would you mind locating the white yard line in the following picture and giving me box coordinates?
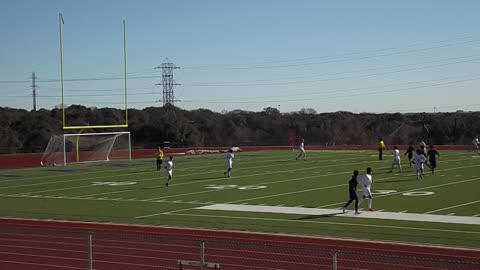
[135,174,480,219]
[197,204,480,226]
[424,200,480,214]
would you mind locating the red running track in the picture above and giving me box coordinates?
[0,218,478,270]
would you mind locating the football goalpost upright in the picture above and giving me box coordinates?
[41,132,132,166]
[41,14,133,166]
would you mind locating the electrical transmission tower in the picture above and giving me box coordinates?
[31,72,37,111]
[155,58,180,107]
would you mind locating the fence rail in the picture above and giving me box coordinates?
[0,226,478,270]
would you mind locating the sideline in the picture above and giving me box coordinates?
[197,204,480,226]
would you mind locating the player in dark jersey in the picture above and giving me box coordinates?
[427,145,440,175]
[404,145,415,167]
[342,170,360,214]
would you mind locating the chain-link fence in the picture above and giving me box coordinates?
[0,226,478,270]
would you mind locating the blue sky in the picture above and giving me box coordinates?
[1,0,480,113]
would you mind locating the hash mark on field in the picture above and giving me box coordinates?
[447,213,455,216]
[295,205,303,208]
[377,209,385,212]
[399,210,408,213]
[241,202,249,205]
[473,214,480,217]
[276,204,285,207]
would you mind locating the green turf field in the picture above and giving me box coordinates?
[0,150,479,248]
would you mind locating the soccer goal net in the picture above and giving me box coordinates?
[41,132,131,166]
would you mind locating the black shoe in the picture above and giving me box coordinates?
[165,182,169,187]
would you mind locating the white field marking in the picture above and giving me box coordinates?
[295,205,304,208]
[474,214,480,217]
[241,202,249,205]
[142,167,374,202]
[0,193,210,205]
[168,212,480,235]
[3,150,465,182]
[399,210,408,213]
[25,154,474,199]
[446,213,455,216]
[377,209,385,212]
[319,164,480,208]
[0,151,329,186]
[16,184,101,195]
[74,155,375,199]
[424,200,480,214]
[197,204,480,226]
[276,204,285,207]
[136,164,480,219]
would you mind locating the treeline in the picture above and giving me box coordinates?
[1,105,479,153]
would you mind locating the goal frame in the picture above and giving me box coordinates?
[43,131,132,166]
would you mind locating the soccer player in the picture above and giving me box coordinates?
[473,136,480,154]
[164,156,174,186]
[377,137,386,160]
[359,167,374,212]
[155,145,164,171]
[404,144,415,167]
[295,139,306,161]
[419,138,427,156]
[414,150,426,180]
[342,170,360,214]
[224,149,235,178]
[388,146,402,173]
[427,145,440,175]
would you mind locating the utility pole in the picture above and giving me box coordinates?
[31,72,37,111]
[155,58,180,107]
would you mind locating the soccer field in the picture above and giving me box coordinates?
[0,150,479,248]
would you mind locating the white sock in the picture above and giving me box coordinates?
[368,199,372,209]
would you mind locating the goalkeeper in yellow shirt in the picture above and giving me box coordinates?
[155,145,164,171]
[377,137,386,160]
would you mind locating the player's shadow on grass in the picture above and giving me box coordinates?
[294,213,341,220]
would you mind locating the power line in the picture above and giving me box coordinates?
[179,76,480,104]
[182,38,480,70]
[183,57,480,87]
[182,33,480,69]
[184,54,480,86]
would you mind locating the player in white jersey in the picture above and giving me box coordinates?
[388,146,402,173]
[295,139,306,161]
[224,149,234,178]
[472,136,479,154]
[414,150,426,180]
[164,156,174,186]
[419,138,427,156]
[358,167,374,212]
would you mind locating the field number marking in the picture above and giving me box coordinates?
[92,181,137,186]
[205,184,267,190]
[372,190,435,197]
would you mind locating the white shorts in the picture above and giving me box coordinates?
[362,186,372,197]
[226,160,233,169]
[393,158,401,165]
[166,169,173,177]
[416,163,424,170]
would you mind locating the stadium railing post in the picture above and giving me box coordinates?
[200,240,205,270]
[332,251,337,270]
[88,233,93,270]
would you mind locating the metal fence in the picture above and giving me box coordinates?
[0,226,478,270]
